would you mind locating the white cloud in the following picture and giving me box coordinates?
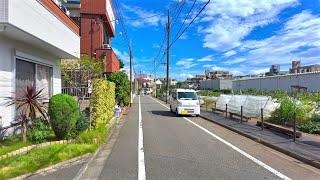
[199,0,298,51]
[239,11,320,66]
[176,58,197,69]
[122,4,165,28]
[249,68,269,75]
[224,50,237,57]
[197,55,215,62]
[224,58,246,65]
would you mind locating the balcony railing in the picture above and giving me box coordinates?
[62,87,91,99]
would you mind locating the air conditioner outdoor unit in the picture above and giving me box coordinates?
[104,44,111,49]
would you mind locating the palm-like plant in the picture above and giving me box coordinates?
[6,85,47,141]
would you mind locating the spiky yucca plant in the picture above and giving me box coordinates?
[6,85,47,141]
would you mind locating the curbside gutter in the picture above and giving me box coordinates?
[199,114,320,169]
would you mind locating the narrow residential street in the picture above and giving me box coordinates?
[30,95,320,180]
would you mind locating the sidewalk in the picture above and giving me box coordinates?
[200,109,320,169]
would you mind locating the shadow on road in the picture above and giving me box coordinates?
[150,110,177,117]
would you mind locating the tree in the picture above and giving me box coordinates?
[59,55,105,105]
[6,85,47,141]
[104,72,130,106]
[119,59,125,69]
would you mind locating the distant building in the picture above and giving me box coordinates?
[289,60,320,74]
[62,0,81,25]
[205,70,233,79]
[158,77,177,86]
[185,75,206,89]
[200,79,233,90]
[265,64,280,76]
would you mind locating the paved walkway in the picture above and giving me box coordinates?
[200,109,320,168]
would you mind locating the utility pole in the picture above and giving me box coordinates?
[129,47,132,107]
[154,58,157,97]
[166,9,170,104]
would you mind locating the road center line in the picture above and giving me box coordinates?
[149,96,291,180]
[138,95,146,180]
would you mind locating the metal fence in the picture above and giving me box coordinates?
[61,87,91,99]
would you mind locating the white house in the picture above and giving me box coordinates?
[0,0,80,128]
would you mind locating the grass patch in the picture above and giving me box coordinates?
[0,135,32,156]
[0,143,97,179]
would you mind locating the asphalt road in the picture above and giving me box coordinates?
[30,95,320,180]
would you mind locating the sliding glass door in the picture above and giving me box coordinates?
[15,59,53,99]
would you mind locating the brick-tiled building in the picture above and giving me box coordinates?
[64,0,120,72]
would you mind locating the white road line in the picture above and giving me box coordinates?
[138,96,146,180]
[150,96,291,180]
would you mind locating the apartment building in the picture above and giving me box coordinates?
[205,70,233,79]
[290,60,320,74]
[0,0,80,127]
[80,0,119,72]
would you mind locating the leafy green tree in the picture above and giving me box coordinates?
[104,72,130,106]
[119,59,125,69]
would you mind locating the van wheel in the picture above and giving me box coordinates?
[170,105,173,112]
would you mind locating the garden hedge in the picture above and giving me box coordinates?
[90,79,115,126]
[48,94,79,139]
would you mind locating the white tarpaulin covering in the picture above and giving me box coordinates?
[216,95,232,111]
[243,96,270,117]
[228,95,247,114]
[215,94,279,118]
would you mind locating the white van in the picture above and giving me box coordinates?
[169,89,200,116]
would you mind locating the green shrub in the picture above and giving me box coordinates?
[104,72,130,106]
[90,79,115,126]
[75,112,90,133]
[76,124,111,145]
[268,97,305,125]
[49,94,79,139]
[300,121,320,134]
[27,119,52,143]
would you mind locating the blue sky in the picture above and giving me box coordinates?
[112,0,320,81]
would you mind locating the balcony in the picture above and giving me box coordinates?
[0,0,80,58]
[81,0,115,36]
[95,47,120,73]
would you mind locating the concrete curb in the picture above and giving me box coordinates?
[199,114,320,169]
[73,116,118,180]
[74,108,126,179]
[11,153,91,180]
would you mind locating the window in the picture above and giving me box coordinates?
[16,59,53,100]
[36,64,52,100]
[177,92,198,100]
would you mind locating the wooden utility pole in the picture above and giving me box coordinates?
[154,58,157,97]
[129,47,132,107]
[166,9,170,104]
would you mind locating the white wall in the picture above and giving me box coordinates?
[0,35,61,127]
[200,79,232,90]
[233,72,320,92]
[0,0,80,58]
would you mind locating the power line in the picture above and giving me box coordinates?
[113,0,131,49]
[170,0,186,27]
[108,13,163,23]
[173,0,197,42]
[170,0,211,47]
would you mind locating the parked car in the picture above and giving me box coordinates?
[169,89,200,116]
